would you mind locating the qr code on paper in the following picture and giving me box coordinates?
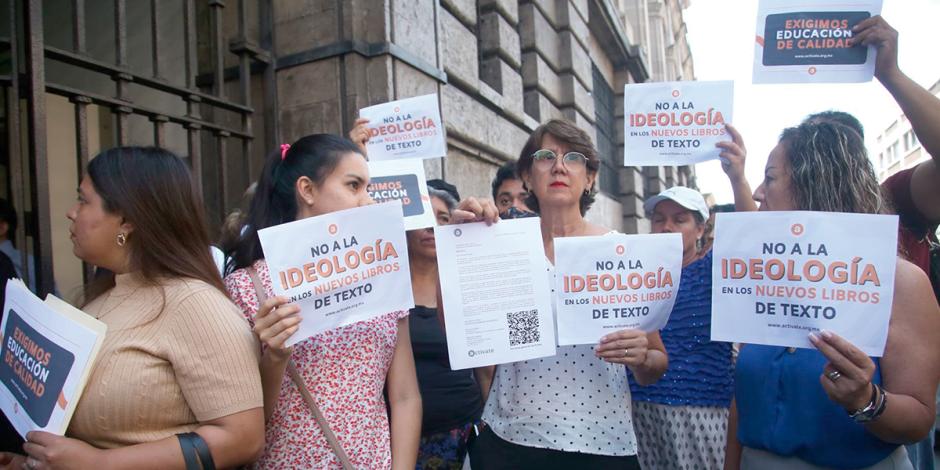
[507,309,540,346]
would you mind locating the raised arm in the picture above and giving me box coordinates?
[854,16,940,161]
[853,16,940,219]
[348,118,371,156]
[716,124,758,212]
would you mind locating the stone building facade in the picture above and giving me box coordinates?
[2,0,696,297]
[272,0,697,235]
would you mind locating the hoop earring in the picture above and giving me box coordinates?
[116,233,127,247]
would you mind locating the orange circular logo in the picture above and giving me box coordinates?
[671,89,680,98]
[616,245,625,255]
[393,106,401,113]
[328,224,338,235]
[808,66,817,75]
[791,223,804,236]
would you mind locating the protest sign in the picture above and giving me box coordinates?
[711,212,898,356]
[623,80,733,167]
[1,280,105,437]
[258,201,414,346]
[554,233,683,345]
[435,218,556,370]
[359,94,447,161]
[753,0,883,84]
[367,159,435,230]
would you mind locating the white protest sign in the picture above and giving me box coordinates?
[711,212,898,356]
[0,280,106,437]
[753,0,883,84]
[360,93,447,161]
[554,234,682,345]
[623,80,733,167]
[258,201,414,346]
[435,218,556,370]
[367,159,435,230]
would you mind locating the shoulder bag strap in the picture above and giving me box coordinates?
[286,362,355,470]
[245,266,356,470]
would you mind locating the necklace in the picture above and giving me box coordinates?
[92,286,141,320]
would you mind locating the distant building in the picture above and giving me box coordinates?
[874,78,940,182]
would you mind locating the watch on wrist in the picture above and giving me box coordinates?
[848,383,887,423]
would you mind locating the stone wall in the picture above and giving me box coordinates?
[269,0,697,233]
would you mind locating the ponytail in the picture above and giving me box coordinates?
[225,134,363,273]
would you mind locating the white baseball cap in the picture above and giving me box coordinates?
[643,186,709,221]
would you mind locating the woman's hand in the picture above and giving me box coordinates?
[0,453,25,470]
[348,118,371,154]
[809,330,876,412]
[715,123,758,212]
[716,124,747,184]
[253,296,301,360]
[452,197,500,225]
[595,329,649,366]
[850,15,899,83]
[22,432,103,470]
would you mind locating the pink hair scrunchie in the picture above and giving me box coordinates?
[280,143,291,161]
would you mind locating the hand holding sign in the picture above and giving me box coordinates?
[809,330,877,411]
[849,15,899,82]
[0,452,25,468]
[452,197,500,226]
[23,430,103,470]
[253,296,300,359]
[349,118,371,154]
[595,329,649,366]
[716,124,748,183]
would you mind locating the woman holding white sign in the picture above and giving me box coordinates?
[224,134,421,470]
[224,134,498,470]
[724,122,940,469]
[468,119,668,469]
[2,147,265,469]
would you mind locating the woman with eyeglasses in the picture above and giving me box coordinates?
[467,119,668,470]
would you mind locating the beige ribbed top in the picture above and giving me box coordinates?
[67,273,263,448]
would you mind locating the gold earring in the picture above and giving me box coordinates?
[116,233,127,247]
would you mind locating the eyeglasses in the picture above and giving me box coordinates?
[531,149,588,169]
